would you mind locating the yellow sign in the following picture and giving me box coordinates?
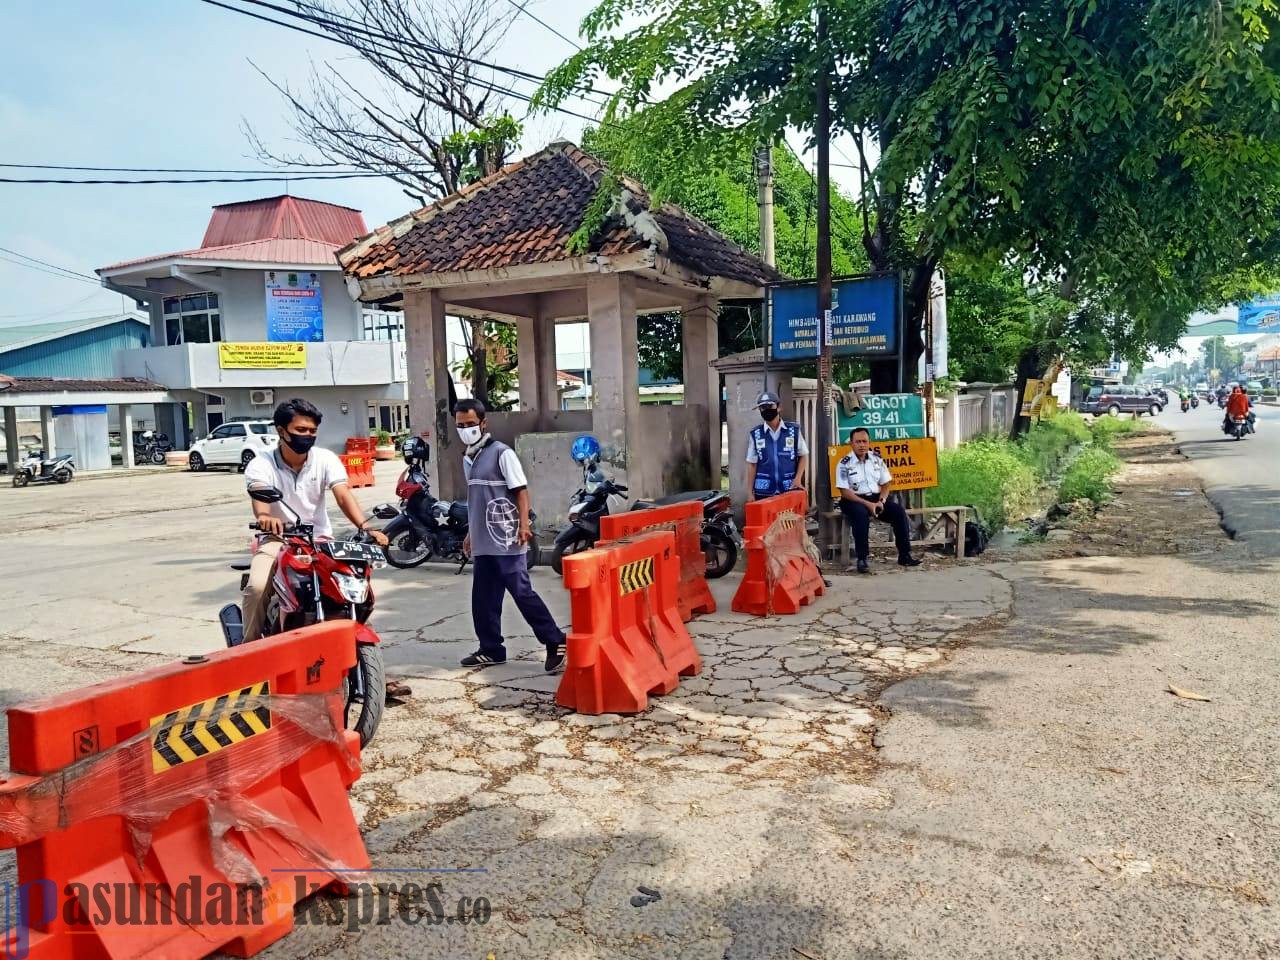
[1020,378,1044,417]
[151,681,271,773]
[827,437,940,495]
[618,556,655,595]
[218,342,308,369]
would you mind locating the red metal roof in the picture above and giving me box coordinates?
[202,195,367,247]
[98,195,368,275]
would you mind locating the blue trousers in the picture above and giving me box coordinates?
[471,554,564,659]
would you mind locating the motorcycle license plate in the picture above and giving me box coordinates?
[321,541,387,564]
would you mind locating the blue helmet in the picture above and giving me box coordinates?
[571,435,601,463]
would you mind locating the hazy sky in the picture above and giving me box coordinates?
[0,0,602,326]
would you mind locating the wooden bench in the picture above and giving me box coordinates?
[819,504,969,564]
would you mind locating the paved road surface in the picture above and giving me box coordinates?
[1159,400,1279,556]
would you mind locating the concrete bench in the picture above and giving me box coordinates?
[819,504,969,564]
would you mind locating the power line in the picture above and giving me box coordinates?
[0,293,105,320]
[0,255,102,286]
[0,245,98,282]
[503,0,582,51]
[0,172,388,185]
[0,162,371,174]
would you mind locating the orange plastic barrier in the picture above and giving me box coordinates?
[558,530,702,714]
[344,437,376,456]
[731,490,825,616]
[0,621,368,960]
[339,453,374,488]
[599,501,715,622]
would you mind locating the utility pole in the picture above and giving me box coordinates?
[755,144,776,268]
[814,2,834,556]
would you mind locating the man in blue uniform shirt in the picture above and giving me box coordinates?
[745,391,809,500]
[836,427,922,574]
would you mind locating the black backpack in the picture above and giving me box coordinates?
[963,519,989,557]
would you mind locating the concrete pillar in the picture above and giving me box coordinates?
[404,289,464,500]
[586,274,640,489]
[515,302,560,427]
[39,406,54,455]
[681,296,721,488]
[120,406,135,469]
[3,407,18,473]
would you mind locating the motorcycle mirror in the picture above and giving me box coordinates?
[248,486,285,504]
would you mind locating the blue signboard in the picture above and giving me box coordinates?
[769,274,898,361]
[265,271,325,342]
[1238,295,1280,333]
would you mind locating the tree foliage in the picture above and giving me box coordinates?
[541,0,1280,396]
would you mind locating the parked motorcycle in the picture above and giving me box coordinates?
[630,489,740,578]
[551,437,629,575]
[374,437,537,571]
[218,486,387,745]
[11,449,74,487]
[133,430,172,465]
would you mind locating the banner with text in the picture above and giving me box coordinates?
[218,342,308,369]
[770,274,898,360]
[827,437,940,495]
[266,270,325,342]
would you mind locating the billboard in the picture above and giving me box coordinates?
[1186,294,1280,336]
[265,271,325,342]
[770,274,898,360]
[1238,295,1280,332]
[218,342,308,369]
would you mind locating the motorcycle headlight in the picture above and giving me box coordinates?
[332,573,369,604]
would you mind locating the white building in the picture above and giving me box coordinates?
[98,195,408,450]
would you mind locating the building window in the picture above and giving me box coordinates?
[163,293,222,345]
[361,309,404,342]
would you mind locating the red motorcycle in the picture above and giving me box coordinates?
[219,486,386,745]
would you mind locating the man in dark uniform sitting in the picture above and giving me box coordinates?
[836,427,922,574]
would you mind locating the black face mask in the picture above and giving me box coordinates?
[759,406,779,422]
[283,432,316,455]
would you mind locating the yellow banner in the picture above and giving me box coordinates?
[827,437,940,495]
[218,342,308,369]
[1020,378,1044,417]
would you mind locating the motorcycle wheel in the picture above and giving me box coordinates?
[703,526,738,579]
[385,529,432,568]
[550,535,592,576]
[53,469,72,484]
[343,643,386,747]
[12,472,28,488]
[151,450,167,465]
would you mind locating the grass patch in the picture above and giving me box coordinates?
[1015,411,1092,477]
[1057,446,1121,505]
[1088,415,1140,448]
[927,438,1037,531]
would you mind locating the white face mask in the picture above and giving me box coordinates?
[456,425,483,446]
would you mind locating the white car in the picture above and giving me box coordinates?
[187,420,278,473]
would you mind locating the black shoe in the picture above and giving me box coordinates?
[855,559,870,574]
[460,651,506,667]
[544,642,565,673]
[898,555,922,567]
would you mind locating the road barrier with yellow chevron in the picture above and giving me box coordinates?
[558,530,702,714]
[599,499,716,621]
[732,489,826,616]
[0,621,370,959]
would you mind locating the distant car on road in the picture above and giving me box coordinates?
[1081,385,1164,417]
[187,420,278,473]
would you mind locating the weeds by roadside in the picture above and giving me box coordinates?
[1057,446,1122,504]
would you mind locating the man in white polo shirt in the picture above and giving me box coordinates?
[242,398,387,641]
[836,426,921,574]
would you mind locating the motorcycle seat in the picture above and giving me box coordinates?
[632,489,720,510]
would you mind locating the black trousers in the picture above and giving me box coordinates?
[471,554,564,659]
[839,494,913,562]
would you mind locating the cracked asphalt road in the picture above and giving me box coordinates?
[0,433,1273,958]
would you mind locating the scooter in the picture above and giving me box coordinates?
[1180,397,1190,413]
[1190,395,1199,409]
[630,489,740,578]
[11,449,74,487]
[551,439,628,575]
[1226,415,1250,440]
[218,486,387,745]
[373,437,538,571]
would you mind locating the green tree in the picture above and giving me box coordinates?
[540,0,1280,401]
[1199,336,1245,381]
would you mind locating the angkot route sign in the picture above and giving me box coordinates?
[837,393,926,442]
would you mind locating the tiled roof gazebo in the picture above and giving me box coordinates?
[339,141,779,511]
